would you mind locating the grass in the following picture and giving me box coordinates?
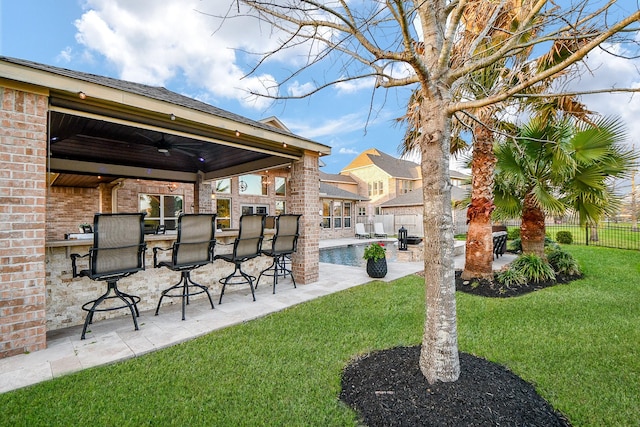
[514,223,640,250]
[1,246,638,426]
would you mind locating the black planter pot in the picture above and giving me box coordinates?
[366,257,387,278]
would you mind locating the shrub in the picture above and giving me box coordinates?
[556,231,573,244]
[495,267,528,288]
[511,254,556,283]
[363,242,386,262]
[547,249,582,276]
[510,236,559,254]
[507,227,520,240]
[509,237,522,253]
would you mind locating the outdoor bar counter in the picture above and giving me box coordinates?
[45,229,275,331]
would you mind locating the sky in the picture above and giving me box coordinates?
[1,0,639,177]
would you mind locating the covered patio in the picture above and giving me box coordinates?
[0,56,329,358]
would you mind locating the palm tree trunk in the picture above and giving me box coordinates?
[461,123,496,280]
[418,97,460,384]
[521,193,546,256]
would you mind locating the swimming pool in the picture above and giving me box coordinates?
[319,242,397,267]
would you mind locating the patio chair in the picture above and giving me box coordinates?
[373,222,387,238]
[153,214,216,320]
[215,214,265,303]
[492,231,508,258]
[71,213,146,340]
[257,214,301,294]
[355,223,370,239]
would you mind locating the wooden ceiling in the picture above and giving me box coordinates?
[48,110,296,186]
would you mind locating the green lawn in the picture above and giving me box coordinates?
[1,246,638,426]
[518,223,640,250]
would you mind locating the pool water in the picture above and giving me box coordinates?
[319,242,397,267]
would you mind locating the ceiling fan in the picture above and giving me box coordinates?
[137,132,198,157]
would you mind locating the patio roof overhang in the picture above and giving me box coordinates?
[1,56,331,186]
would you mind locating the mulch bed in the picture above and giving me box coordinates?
[340,346,570,427]
[454,270,582,298]
[339,270,581,426]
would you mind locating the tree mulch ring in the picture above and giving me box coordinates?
[453,270,583,298]
[338,271,582,425]
[340,346,571,426]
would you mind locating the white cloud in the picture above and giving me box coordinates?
[57,47,73,63]
[72,0,294,109]
[286,112,368,139]
[568,44,640,146]
[287,81,316,97]
[335,77,374,94]
[338,147,359,155]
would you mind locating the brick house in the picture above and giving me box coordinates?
[339,148,422,213]
[319,171,368,239]
[0,56,329,358]
[337,148,470,236]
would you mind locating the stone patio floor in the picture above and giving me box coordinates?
[0,238,515,394]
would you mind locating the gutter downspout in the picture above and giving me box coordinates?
[111,179,125,213]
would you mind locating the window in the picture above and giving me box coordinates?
[216,198,231,229]
[378,181,384,195]
[275,200,285,215]
[400,180,414,194]
[368,183,372,197]
[321,200,353,230]
[322,201,331,228]
[214,178,231,193]
[239,174,268,196]
[344,202,352,228]
[275,177,286,196]
[373,181,378,196]
[333,201,343,228]
[358,207,366,216]
[242,205,268,215]
[139,194,183,230]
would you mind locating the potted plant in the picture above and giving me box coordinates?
[363,242,387,278]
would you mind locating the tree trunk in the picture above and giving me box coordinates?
[418,96,460,384]
[520,193,546,257]
[461,123,496,280]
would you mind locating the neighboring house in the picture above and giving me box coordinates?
[339,148,422,213]
[319,172,369,239]
[334,148,470,236]
[380,182,469,235]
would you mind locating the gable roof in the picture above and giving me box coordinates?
[319,170,358,184]
[1,56,302,141]
[380,185,467,207]
[341,148,420,179]
[320,182,369,201]
[0,56,331,183]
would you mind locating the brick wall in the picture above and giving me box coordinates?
[0,86,48,358]
[288,151,319,284]
[45,180,195,240]
[46,187,99,240]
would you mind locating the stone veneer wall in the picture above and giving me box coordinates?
[288,151,320,284]
[45,236,272,330]
[0,86,48,357]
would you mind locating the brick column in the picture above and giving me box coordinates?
[288,151,319,284]
[195,173,212,213]
[0,86,48,358]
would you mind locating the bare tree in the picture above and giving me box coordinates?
[223,0,640,383]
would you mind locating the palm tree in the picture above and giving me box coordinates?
[399,0,593,279]
[494,116,636,256]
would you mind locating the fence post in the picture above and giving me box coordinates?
[585,225,589,246]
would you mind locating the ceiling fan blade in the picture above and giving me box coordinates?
[173,147,197,157]
[135,131,156,143]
